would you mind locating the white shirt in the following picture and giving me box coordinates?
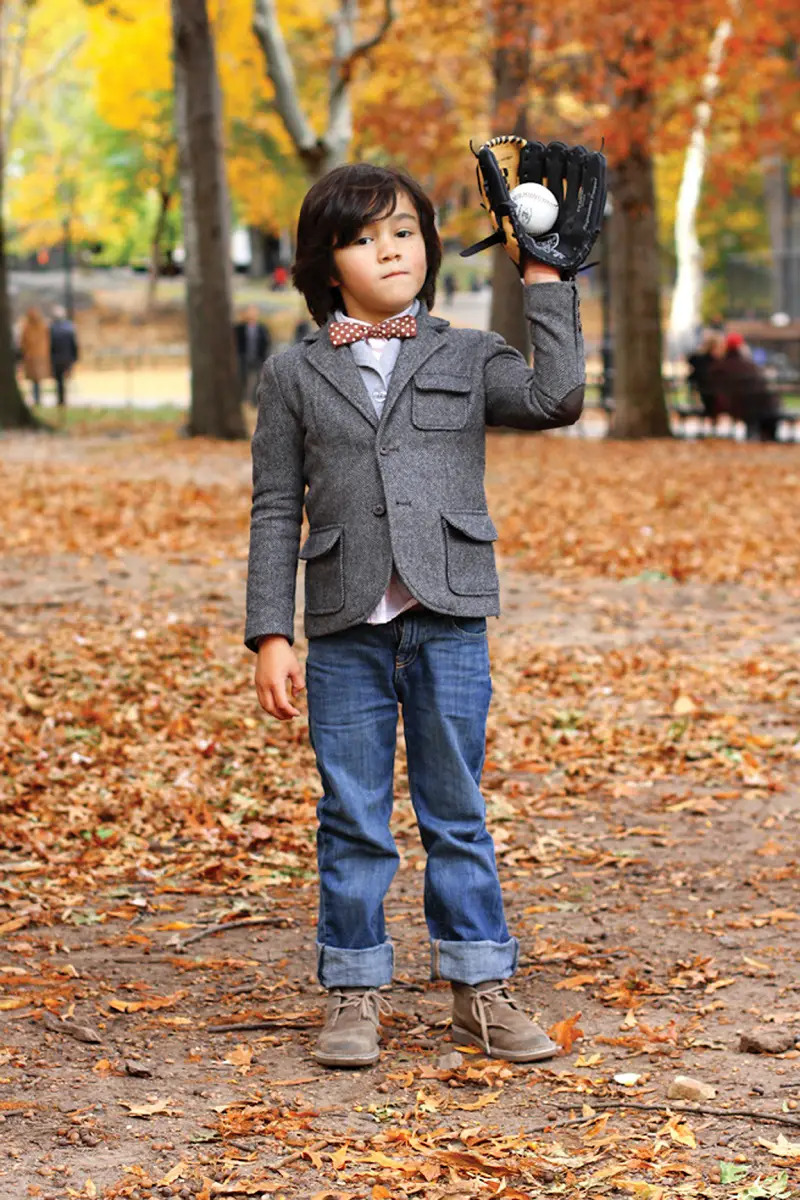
[332,301,423,625]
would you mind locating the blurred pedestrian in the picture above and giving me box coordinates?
[443,272,457,305]
[686,331,723,431]
[293,317,313,343]
[273,264,288,290]
[709,332,780,442]
[19,307,50,407]
[234,306,271,406]
[49,305,79,407]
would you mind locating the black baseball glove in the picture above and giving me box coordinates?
[460,135,607,279]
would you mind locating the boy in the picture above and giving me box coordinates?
[245,161,585,1069]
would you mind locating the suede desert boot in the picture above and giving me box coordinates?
[451,980,559,1062]
[312,987,390,1069]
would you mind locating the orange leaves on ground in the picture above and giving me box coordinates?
[555,973,598,991]
[223,1044,253,1073]
[107,991,184,1014]
[548,1011,584,1052]
[659,1114,697,1149]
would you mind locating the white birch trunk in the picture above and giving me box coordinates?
[252,0,395,180]
[668,8,737,357]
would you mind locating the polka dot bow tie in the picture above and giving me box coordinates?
[328,314,418,347]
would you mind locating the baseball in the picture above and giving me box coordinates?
[509,182,559,236]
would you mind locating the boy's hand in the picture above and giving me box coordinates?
[522,259,560,285]
[255,635,305,720]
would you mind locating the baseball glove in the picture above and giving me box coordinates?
[460,135,607,279]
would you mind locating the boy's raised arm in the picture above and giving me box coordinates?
[483,276,585,431]
[244,357,305,651]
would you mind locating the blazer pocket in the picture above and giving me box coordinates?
[441,511,499,596]
[412,372,471,430]
[298,524,345,615]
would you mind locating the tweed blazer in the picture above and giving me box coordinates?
[245,280,585,650]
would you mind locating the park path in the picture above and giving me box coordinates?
[0,429,798,1199]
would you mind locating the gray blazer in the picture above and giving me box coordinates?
[245,281,584,650]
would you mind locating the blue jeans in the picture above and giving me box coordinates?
[305,609,519,989]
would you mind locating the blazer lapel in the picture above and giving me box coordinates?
[378,307,449,428]
[305,326,379,429]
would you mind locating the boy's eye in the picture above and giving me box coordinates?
[354,235,373,245]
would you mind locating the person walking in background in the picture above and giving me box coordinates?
[710,332,780,442]
[49,306,79,407]
[19,307,50,407]
[234,306,271,406]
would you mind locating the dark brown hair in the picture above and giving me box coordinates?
[292,163,442,326]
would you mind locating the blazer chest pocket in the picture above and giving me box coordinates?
[412,372,471,430]
[442,511,499,596]
[298,524,345,615]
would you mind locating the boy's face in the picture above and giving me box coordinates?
[331,190,428,325]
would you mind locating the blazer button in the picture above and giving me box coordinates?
[373,503,386,517]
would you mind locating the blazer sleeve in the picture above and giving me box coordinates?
[244,356,305,651]
[484,280,585,430]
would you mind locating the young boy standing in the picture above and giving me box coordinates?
[245,160,586,1069]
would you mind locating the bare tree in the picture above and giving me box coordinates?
[171,0,245,439]
[252,0,395,180]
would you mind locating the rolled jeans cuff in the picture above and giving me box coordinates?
[316,940,394,989]
[430,936,519,985]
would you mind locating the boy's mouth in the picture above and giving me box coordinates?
[382,270,409,279]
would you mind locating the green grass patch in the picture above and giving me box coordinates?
[32,404,187,435]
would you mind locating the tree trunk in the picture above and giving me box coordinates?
[488,0,531,357]
[171,0,245,439]
[145,188,173,314]
[0,137,36,431]
[667,12,734,357]
[608,146,670,438]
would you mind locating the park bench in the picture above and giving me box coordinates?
[670,390,800,442]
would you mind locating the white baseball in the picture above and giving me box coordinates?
[509,182,559,236]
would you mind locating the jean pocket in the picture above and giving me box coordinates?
[448,615,488,639]
[299,524,345,615]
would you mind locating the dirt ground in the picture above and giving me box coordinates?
[0,428,799,1200]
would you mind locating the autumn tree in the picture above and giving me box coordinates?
[171,0,245,439]
[0,51,32,429]
[487,0,532,357]
[85,0,179,310]
[0,0,46,431]
[252,0,396,181]
[540,5,681,437]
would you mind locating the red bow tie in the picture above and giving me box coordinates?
[328,314,417,347]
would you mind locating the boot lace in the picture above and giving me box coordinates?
[469,981,519,1045]
[330,988,393,1025]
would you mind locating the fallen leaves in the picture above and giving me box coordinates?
[118,1096,176,1118]
[659,1113,697,1149]
[3,433,800,1198]
[548,1011,584,1052]
[759,1134,800,1159]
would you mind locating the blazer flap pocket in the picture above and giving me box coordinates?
[298,524,342,560]
[442,511,498,542]
[415,372,471,394]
